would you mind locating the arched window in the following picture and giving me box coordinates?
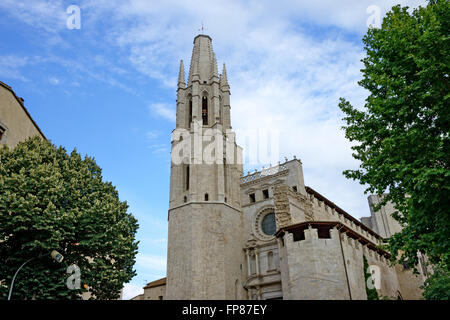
[202,96,208,125]
[183,196,187,203]
[205,193,209,201]
[250,255,256,275]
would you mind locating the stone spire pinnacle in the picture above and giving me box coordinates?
[211,52,219,80]
[187,34,216,84]
[220,63,229,90]
[178,59,185,88]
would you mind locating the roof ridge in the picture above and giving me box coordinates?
[0,81,46,140]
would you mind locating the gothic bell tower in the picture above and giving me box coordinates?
[166,34,245,299]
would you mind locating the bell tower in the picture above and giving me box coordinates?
[166,34,245,299]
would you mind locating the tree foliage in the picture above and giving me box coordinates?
[421,264,450,300]
[339,0,449,299]
[0,137,139,299]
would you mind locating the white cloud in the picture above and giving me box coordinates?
[146,143,169,155]
[121,283,144,300]
[136,253,167,273]
[0,0,429,250]
[148,103,175,122]
[139,237,168,246]
[83,0,424,219]
[146,130,160,140]
[0,55,30,81]
[265,0,427,32]
[0,0,67,33]
[48,76,60,85]
[148,237,167,244]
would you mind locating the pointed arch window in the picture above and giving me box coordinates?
[188,98,192,128]
[219,96,222,123]
[202,96,208,125]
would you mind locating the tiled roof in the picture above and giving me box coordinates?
[144,277,166,289]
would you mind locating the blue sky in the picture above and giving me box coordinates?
[0,0,426,299]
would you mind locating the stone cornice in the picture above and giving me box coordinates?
[305,186,384,240]
[169,200,241,213]
[240,170,288,187]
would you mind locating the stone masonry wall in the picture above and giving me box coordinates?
[166,202,244,299]
[281,227,351,299]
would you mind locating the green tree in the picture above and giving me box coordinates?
[338,0,449,299]
[421,264,450,300]
[0,137,139,299]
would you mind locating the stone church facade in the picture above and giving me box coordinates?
[143,34,428,300]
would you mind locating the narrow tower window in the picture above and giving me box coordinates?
[204,193,209,201]
[202,96,208,125]
[219,96,222,123]
[262,189,269,199]
[188,99,192,128]
[249,193,255,203]
[185,165,190,190]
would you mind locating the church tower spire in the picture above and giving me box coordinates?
[187,35,216,84]
[178,59,185,88]
[175,34,232,130]
[220,63,229,89]
[211,52,219,81]
[166,34,244,300]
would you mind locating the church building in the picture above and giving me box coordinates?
[138,34,428,300]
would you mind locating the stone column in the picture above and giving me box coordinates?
[255,251,260,275]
